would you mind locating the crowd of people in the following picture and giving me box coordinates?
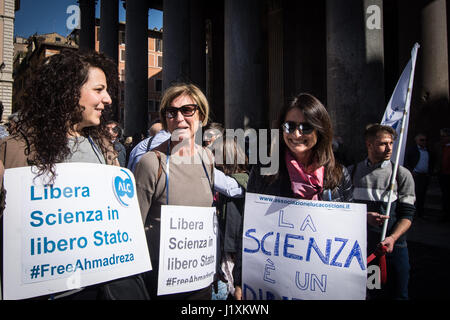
[0,49,449,301]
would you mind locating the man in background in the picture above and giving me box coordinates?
[106,120,127,167]
[127,119,170,172]
[405,133,434,218]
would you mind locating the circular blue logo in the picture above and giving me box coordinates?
[113,169,134,207]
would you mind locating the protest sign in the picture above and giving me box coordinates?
[2,163,152,300]
[242,193,367,300]
[157,205,217,296]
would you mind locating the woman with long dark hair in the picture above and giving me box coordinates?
[248,93,352,200]
[233,93,353,299]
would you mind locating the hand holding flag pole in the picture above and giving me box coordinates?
[380,43,419,242]
[380,109,408,242]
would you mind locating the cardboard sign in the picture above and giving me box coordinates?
[242,193,367,300]
[157,205,217,296]
[2,163,152,300]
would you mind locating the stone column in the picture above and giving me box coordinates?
[162,0,191,89]
[124,0,149,137]
[190,0,206,92]
[326,0,385,161]
[205,0,225,124]
[224,0,265,130]
[78,0,96,50]
[415,0,450,135]
[162,0,206,91]
[100,0,119,121]
[282,1,327,109]
[448,0,450,105]
[100,0,119,63]
[267,0,284,125]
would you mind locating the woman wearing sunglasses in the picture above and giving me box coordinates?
[247,92,352,200]
[233,93,353,299]
[135,83,215,300]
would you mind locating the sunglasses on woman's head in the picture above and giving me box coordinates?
[281,121,314,135]
[165,104,198,119]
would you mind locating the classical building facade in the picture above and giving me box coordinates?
[83,18,163,127]
[12,33,78,112]
[13,17,163,131]
[79,0,450,160]
[93,20,163,127]
[0,0,19,121]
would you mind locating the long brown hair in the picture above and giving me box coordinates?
[274,93,343,190]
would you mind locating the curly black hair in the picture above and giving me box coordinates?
[16,49,119,179]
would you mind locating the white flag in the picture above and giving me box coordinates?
[381,43,420,166]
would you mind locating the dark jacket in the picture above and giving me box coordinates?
[217,172,249,254]
[404,144,434,174]
[113,140,127,167]
[233,163,353,287]
[247,162,353,202]
[215,173,248,292]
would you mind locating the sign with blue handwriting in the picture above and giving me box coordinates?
[2,163,152,300]
[242,193,367,300]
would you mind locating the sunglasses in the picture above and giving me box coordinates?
[165,104,198,119]
[111,126,120,134]
[281,121,315,135]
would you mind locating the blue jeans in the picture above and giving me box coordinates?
[368,245,410,300]
[211,280,229,300]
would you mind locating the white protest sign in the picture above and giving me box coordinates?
[243,193,367,300]
[157,205,217,296]
[2,163,152,300]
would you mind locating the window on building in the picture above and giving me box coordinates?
[120,49,126,62]
[120,69,125,82]
[148,100,156,112]
[157,55,163,68]
[119,31,125,45]
[55,37,61,42]
[148,53,155,67]
[155,79,162,92]
[156,39,163,52]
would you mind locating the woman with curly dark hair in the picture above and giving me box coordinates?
[0,49,149,300]
[1,49,119,177]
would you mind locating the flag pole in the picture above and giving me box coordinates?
[380,109,407,241]
[380,43,419,242]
